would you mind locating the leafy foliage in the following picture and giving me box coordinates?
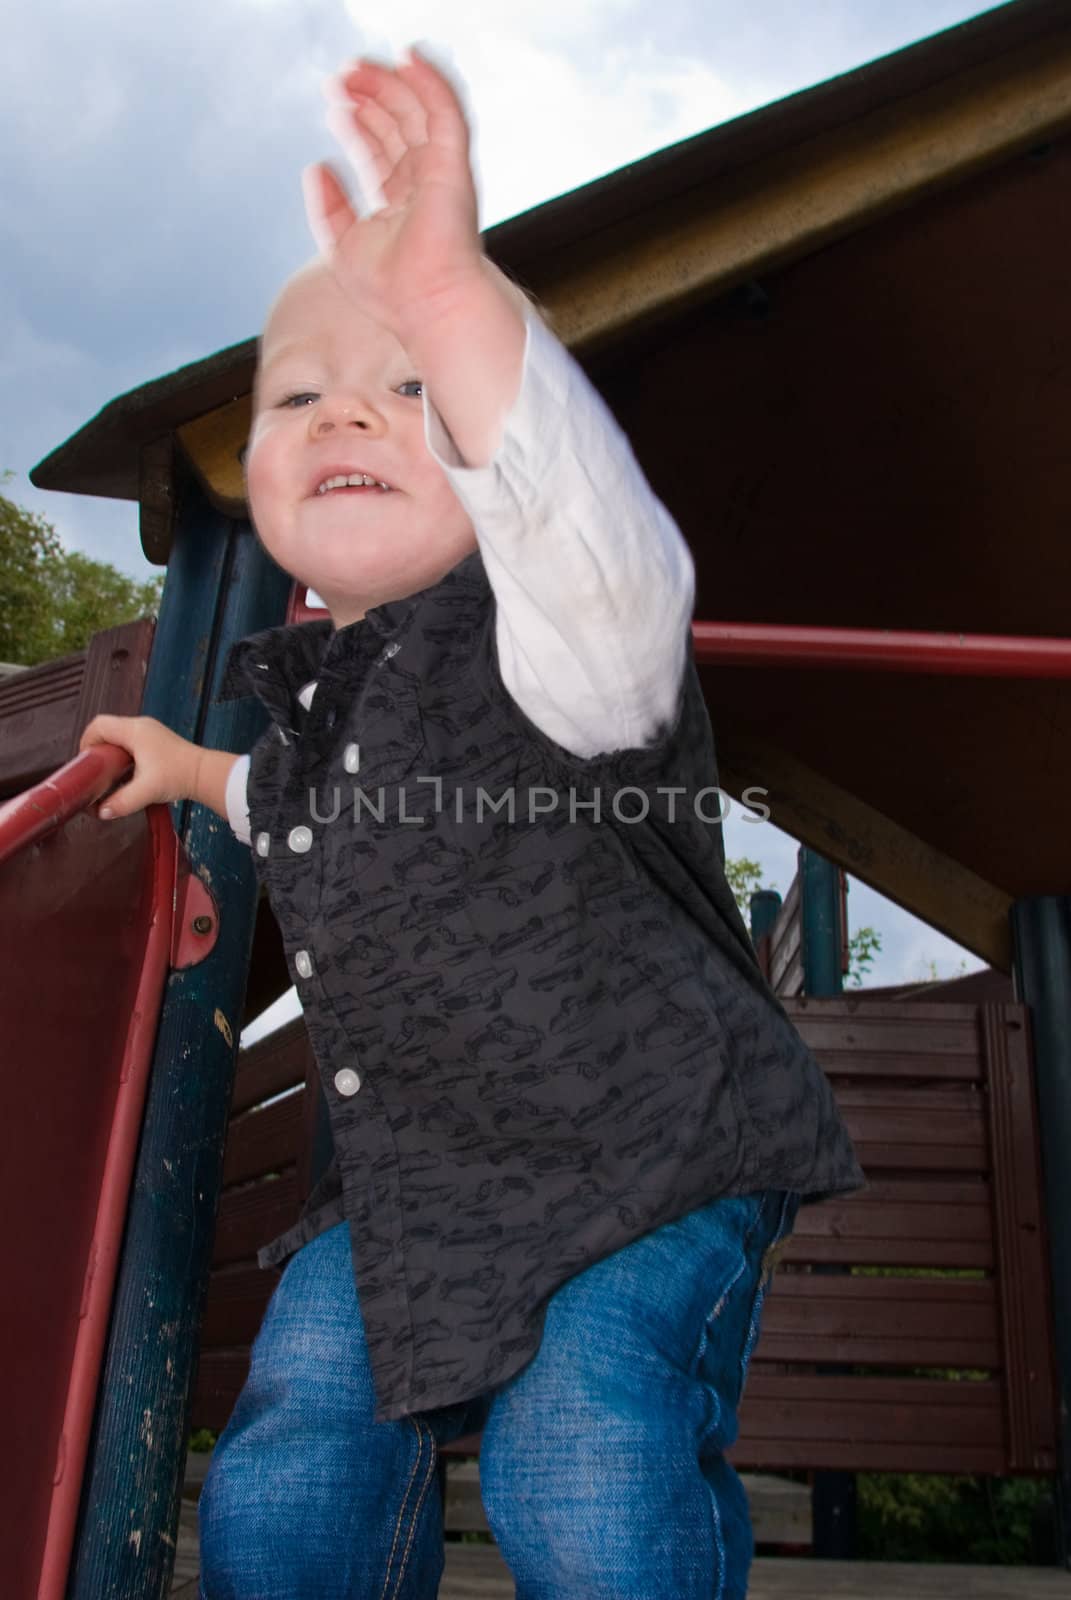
[725,854,768,916]
[726,853,883,985]
[857,1472,1052,1564]
[0,473,163,667]
[845,923,882,986]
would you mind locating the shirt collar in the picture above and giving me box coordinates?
[216,549,482,706]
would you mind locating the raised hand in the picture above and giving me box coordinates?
[303,47,486,337]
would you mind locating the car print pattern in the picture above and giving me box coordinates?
[219,549,863,1423]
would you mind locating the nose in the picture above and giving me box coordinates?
[310,390,386,437]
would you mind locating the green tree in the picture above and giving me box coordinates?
[725,854,768,920]
[0,473,163,667]
[846,924,883,987]
[726,853,883,986]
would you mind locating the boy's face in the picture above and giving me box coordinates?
[245,262,478,627]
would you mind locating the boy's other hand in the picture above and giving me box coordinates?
[303,46,485,337]
[78,715,201,820]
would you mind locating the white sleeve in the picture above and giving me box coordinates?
[422,306,695,759]
[224,753,252,846]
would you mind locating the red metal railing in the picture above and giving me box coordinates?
[291,584,1071,678]
[0,746,132,866]
[690,621,1071,676]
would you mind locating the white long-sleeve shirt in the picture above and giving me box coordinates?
[225,306,695,845]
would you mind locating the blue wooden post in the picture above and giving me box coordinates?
[66,474,292,1598]
[798,844,857,1558]
[749,887,782,946]
[800,846,844,999]
[1010,895,1071,1567]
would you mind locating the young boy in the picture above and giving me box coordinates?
[82,47,862,1600]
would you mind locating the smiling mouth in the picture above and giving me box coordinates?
[314,473,393,496]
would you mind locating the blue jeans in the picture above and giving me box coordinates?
[198,1188,798,1600]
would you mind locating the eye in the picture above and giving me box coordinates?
[397,379,423,399]
[279,392,318,408]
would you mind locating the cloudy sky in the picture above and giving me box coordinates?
[3,0,1001,1013]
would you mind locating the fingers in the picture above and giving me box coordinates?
[331,47,472,165]
[79,713,133,753]
[76,715,142,819]
[97,775,151,822]
[396,45,473,159]
[301,162,355,255]
[347,94,408,181]
[323,102,388,215]
[335,58,430,151]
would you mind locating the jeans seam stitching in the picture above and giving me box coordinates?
[377,1419,427,1600]
[389,1419,439,1598]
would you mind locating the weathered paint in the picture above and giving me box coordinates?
[65,478,291,1598]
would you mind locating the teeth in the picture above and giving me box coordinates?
[316,473,392,494]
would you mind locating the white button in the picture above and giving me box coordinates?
[255,832,270,857]
[295,949,313,979]
[288,825,313,853]
[343,743,360,774]
[334,1068,361,1096]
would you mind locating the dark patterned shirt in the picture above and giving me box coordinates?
[218,552,863,1422]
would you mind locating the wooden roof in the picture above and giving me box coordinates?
[30,0,1071,966]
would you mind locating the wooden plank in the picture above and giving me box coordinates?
[769,877,802,996]
[538,22,1071,357]
[211,1171,300,1266]
[168,1513,1071,1600]
[68,619,154,760]
[787,1000,986,1072]
[735,1374,1005,1473]
[759,1274,999,1370]
[807,1050,983,1081]
[177,398,251,518]
[834,1086,988,1173]
[138,434,177,568]
[0,651,84,795]
[786,1178,993,1269]
[221,1093,304,1187]
[777,945,804,999]
[438,1458,811,1546]
[198,1265,275,1348]
[190,1351,252,1433]
[746,1561,1071,1598]
[715,734,1012,970]
[439,1542,516,1600]
[982,1005,1061,1470]
[230,1016,312,1116]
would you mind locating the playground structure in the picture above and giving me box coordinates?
[4,0,1071,1592]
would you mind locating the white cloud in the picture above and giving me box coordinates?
[354,0,637,55]
[336,5,778,230]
